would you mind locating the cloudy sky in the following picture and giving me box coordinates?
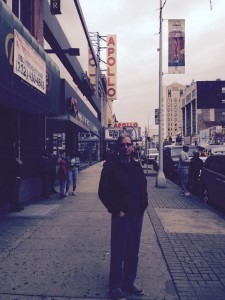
[79,0,225,131]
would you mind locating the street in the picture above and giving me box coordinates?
[0,163,225,299]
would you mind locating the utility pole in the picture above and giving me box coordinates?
[156,0,167,188]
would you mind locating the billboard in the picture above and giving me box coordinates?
[13,30,46,94]
[106,35,117,100]
[168,19,185,74]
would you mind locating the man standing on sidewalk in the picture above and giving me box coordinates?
[178,145,190,196]
[98,133,148,300]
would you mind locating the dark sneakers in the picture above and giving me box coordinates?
[110,287,126,300]
[124,283,144,296]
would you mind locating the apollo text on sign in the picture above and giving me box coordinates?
[112,122,138,128]
[106,35,117,100]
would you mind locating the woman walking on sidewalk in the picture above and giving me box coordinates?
[98,133,148,300]
[65,150,80,196]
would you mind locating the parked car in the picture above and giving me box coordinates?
[210,146,225,155]
[163,145,198,179]
[144,148,159,164]
[199,154,225,211]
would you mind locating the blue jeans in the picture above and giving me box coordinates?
[179,168,189,193]
[66,169,77,192]
[109,213,144,288]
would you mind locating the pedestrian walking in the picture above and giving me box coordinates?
[49,148,58,194]
[10,149,24,212]
[74,151,80,180]
[65,150,79,196]
[98,133,148,300]
[178,145,190,196]
[58,158,68,199]
[38,149,52,200]
[188,151,204,195]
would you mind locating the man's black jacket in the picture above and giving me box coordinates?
[98,158,148,215]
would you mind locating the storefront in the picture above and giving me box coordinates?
[47,80,101,167]
[0,2,60,206]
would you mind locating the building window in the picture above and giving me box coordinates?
[180,89,183,96]
[222,87,225,93]
[222,99,225,104]
[222,112,225,116]
[168,89,171,97]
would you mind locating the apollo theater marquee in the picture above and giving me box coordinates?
[104,122,141,141]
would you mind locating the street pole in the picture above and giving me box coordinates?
[156,0,167,188]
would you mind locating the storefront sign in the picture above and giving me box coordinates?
[78,133,99,141]
[50,0,61,15]
[106,35,117,100]
[105,127,141,141]
[13,30,46,94]
[68,97,78,117]
[112,122,138,128]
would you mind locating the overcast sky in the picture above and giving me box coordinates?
[79,0,225,131]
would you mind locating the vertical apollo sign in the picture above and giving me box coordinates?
[168,19,185,74]
[107,35,117,100]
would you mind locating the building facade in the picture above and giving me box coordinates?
[0,0,105,208]
[181,80,225,145]
[163,82,184,141]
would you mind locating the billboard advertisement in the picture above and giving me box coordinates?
[13,30,46,94]
[168,19,185,74]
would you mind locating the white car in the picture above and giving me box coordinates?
[145,148,159,163]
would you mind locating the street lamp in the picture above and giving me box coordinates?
[156,0,167,188]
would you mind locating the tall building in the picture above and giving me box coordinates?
[163,82,184,141]
[181,80,225,145]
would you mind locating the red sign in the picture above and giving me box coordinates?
[113,122,138,128]
[107,35,117,100]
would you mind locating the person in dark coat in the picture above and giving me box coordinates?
[10,150,24,212]
[58,158,68,199]
[188,151,204,194]
[98,133,148,300]
[38,149,52,200]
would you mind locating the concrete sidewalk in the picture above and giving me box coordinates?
[145,166,225,300]
[0,163,225,299]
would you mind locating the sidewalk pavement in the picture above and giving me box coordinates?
[0,163,225,299]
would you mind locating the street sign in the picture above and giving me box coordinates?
[155,109,159,125]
